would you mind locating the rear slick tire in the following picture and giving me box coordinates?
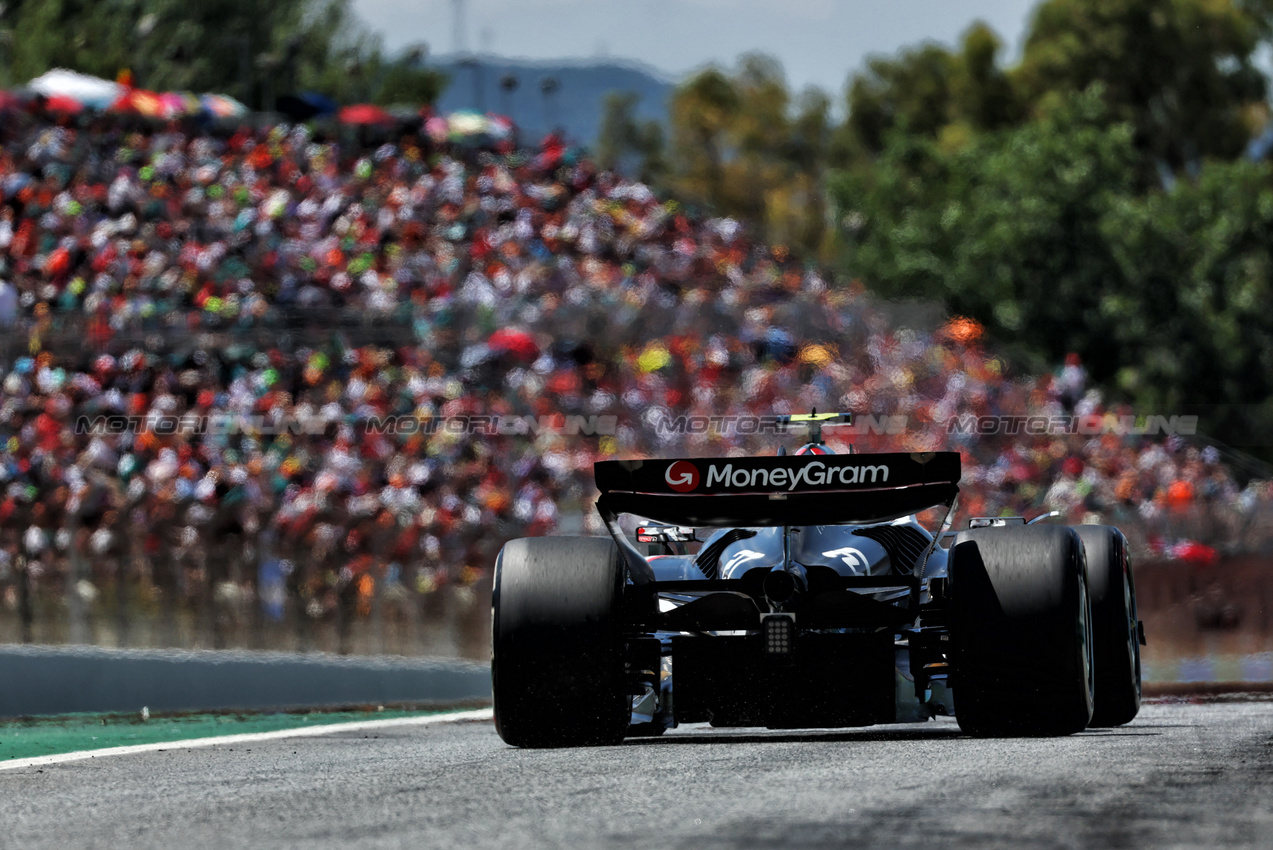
[950,525,1094,737]
[1075,525,1141,727]
[491,537,629,748]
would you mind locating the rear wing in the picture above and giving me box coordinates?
[594,451,961,528]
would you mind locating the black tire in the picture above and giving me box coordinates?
[950,525,1094,736]
[1074,525,1141,727]
[491,536,629,747]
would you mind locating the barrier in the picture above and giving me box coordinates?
[0,644,490,717]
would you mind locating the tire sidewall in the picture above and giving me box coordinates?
[491,537,628,746]
[951,525,1094,735]
[1076,525,1141,726]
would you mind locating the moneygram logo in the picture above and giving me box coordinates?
[665,461,701,492]
[661,460,891,493]
[704,460,890,491]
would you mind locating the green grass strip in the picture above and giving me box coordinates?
[0,707,457,761]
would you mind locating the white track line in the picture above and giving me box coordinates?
[0,708,493,772]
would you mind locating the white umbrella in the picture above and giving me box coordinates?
[28,69,122,108]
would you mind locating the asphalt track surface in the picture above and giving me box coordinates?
[1,701,1270,849]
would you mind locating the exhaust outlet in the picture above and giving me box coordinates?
[762,564,807,607]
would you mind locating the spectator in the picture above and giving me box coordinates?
[0,102,1265,653]
[0,277,16,328]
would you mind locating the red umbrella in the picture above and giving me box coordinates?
[488,329,539,361]
[1174,540,1219,569]
[338,104,394,125]
[110,88,166,117]
[44,94,84,113]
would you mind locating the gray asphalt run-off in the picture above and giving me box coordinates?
[1,701,1271,848]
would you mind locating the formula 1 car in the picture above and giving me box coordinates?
[491,414,1144,747]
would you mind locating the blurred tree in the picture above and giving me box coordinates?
[596,90,667,184]
[950,23,1022,135]
[715,55,791,227]
[832,23,1021,168]
[786,87,832,172]
[832,88,1138,370]
[1016,0,1266,173]
[2,0,129,84]
[634,120,668,187]
[666,54,831,257]
[839,43,955,158]
[667,66,740,213]
[832,84,1273,453]
[597,92,653,177]
[0,0,445,109]
[370,45,447,107]
[1099,158,1273,446]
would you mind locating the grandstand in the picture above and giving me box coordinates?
[0,101,1268,655]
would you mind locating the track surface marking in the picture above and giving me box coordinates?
[0,709,493,771]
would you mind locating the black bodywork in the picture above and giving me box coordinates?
[594,451,963,729]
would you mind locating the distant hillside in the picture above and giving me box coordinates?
[430,56,674,147]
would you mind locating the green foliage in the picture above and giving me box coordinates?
[667,66,742,208]
[651,2,1273,449]
[842,43,956,157]
[835,88,1137,359]
[951,22,1022,134]
[1017,0,1266,171]
[1099,159,1273,443]
[665,54,832,257]
[831,83,1273,448]
[596,91,667,184]
[832,23,1022,166]
[822,0,1273,451]
[372,58,447,108]
[0,0,445,108]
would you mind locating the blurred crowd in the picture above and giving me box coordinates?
[0,105,1268,650]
